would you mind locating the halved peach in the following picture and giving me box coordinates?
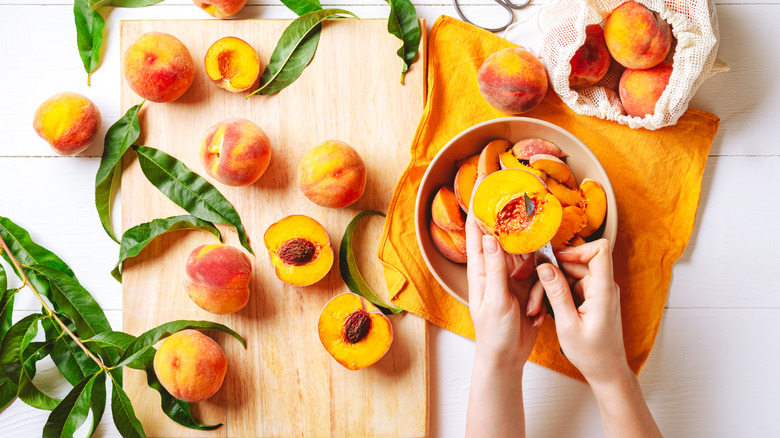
[512,138,568,160]
[431,186,465,232]
[472,169,563,254]
[546,177,583,207]
[204,37,260,92]
[264,215,334,286]
[529,154,576,188]
[498,151,547,180]
[430,220,467,264]
[454,154,480,212]
[578,178,608,237]
[477,139,511,176]
[318,293,393,371]
[551,206,588,248]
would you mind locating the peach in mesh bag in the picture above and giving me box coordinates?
[538,0,728,130]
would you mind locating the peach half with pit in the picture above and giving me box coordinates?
[318,293,393,371]
[430,220,467,264]
[604,1,672,70]
[200,118,272,187]
[431,186,465,232]
[192,0,247,18]
[33,92,101,156]
[184,243,251,314]
[472,169,563,254]
[264,215,334,286]
[123,32,195,103]
[578,178,608,237]
[204,37,260,92]
[569,24,611,88]
[298,140,366,209]
[477,48,548,115]
[153,330,227,403]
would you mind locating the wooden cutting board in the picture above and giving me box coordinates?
[119,19,427,437]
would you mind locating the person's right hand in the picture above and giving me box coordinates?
[536,239,630,385]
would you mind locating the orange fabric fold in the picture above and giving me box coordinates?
[377,16,719,381]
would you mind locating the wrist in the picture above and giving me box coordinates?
[588,363,637,401]
[474,346,528,375]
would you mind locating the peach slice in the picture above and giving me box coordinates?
[529,154,576,188]
[578,178,608,237]
[430,220,467,264]
[318,293,393,371]
[551,206,588,248]
[454,154,480,211]
[431,186,465,232]
[512,138,568,160]
[204,37,260,92]
[546,177,583,207]
[264,215,334,286]
[477,139,511,176]
[498,151,547,181]
[472,169,563,254]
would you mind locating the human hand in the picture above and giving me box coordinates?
[536,239,629,385]
[466,184,545,367]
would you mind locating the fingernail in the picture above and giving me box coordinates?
[482,235,498,254]
[526,299,535,316]
[538,264,555,282]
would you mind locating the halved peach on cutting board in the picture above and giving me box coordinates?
[529,154,576,188]
[472,169,563,254]
[431,186,465,232]
[430,220,467,264]
[318,293,393,371]
[264,215,334,286]
[512,138,568,160]
[578,178,608,237]
[477,139,511,176]
[454,154,479,211]
[550,206,588,248]
[204,36,260,92]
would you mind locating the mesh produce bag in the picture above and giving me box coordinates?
[538,0,728,130]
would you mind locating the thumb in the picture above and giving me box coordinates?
[538,264,578,323]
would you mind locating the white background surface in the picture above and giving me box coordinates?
[1,1,779,437]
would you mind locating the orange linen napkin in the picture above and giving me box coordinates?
[377,16,720,381]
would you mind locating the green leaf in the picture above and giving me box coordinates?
[111,215,222,282]
[110,375,146,438]
[116,320,245,369]
[90,0,163,9]
[42,371,100,438]
[385,0,420,84]
[340,211,404,314]
[249,9,357,96]
[95,102,145,243]
[74,0,105,85]
[0,374,17,410]
[85,331,136,355]
[524,192,535,219]
[18,339,60,411]
[0,216,76,302]
[144,359,222,430]
[87,370,106,437]
[132,146,253,255]
[280,0,322,16]
[1,288,20,340]
[31,265,112,338]
[0,313,45,383]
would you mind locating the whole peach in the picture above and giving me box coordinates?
[569,24,611,88]
[184,243,252,314]
[477,47,548,114]
[33,92,101,155]
[123,32,195,103]
[200,118,272,186]
[153,330,227,403]
[192,0,247,18]
[619,62,673,117]
[298,140,366,208]
[604,1,672,69]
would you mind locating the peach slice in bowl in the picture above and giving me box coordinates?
[414,117,617,306]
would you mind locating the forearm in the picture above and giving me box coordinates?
[465,354,526,438]
[590,368,662,438]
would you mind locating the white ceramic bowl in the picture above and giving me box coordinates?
[415,117,618,306]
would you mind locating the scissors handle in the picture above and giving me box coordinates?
[452,0,515,32]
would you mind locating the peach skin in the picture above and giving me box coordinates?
[604,1,672,69]
[184,243,252,314]
[153,330,227,403]
[477,47,548,114]
[123,32,195,103]
[33,92,101,155]
[200,118,272,186]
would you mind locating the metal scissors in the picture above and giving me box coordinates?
[452,0,533,32]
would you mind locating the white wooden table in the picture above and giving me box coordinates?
[1,1,778,436]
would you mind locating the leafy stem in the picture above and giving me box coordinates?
[0,236,107,373]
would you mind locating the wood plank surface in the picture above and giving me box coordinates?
[119,19,428,437]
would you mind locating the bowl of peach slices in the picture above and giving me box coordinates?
[415,117,618,306]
